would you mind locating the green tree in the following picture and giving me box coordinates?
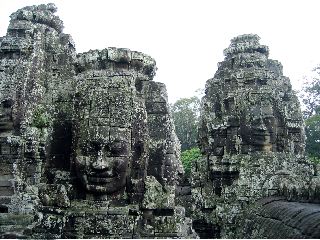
[305,115,320,163]
[180,147,202,175]
[301,65,320,162]
[171,96,200,151]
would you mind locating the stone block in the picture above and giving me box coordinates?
[145,102,168,114]
[0,196,11,205]
[108,47,131,63]
[0,186,13,196]
[0,175,12,187]
[0,143,11,155]
[0,163,13,175]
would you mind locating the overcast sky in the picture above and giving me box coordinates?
[1,0,320,103]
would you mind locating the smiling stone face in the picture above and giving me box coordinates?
[75,126,131,194]
[240,101,278,152]
[199,34,305,156]
[73,73,134,195]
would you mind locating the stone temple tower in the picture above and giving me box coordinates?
[0,4,196,239]
[191,34,316,238]
[1,4,319,238]
[0,3,75,228]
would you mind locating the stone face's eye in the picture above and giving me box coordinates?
[264,117,272,125]
[2,100,13,108]
[251,118,263,126]
[80,141,101,154]
[264,117,276,130]
[110,141,128,156]
[89,141,101,152]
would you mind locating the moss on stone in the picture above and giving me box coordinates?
[32,106,51,129]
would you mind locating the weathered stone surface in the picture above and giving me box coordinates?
[0,3,75,237]
[0,4,195,238]
[240,197,320,238]
[191,34,319,238]
[1,4,319,239]
[199,34,305,156]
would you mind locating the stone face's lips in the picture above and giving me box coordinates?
[253,131,270,136]
[87,176,116,184]
[87,171,117,184]
[89,171,114,177]
[252,130,270,137]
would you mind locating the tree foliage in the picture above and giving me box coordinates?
[32,106,51,129]
[301,66,320,162]
[180,147,201,175]
[305,115,320,163]
[171,96,200,151]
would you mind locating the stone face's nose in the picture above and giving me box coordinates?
[257,120,267,131]
[253,115,268,132]
[91,150,113,170]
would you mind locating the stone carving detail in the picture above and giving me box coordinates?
[1,4,319,239]
[0,3,75,237]
[73,70,137,198]
[240,197,320,238]
[0,4,196,238]
[199,34,305,156]
[192,34,319,238]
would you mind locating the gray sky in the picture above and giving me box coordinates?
[1,0,320,103]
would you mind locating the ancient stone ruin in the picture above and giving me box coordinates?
[192,34,320,238]
[0,4,319,239]
[0,4,196,238]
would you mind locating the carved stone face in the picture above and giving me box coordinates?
[0,99,14,133]
[75,127,131,194]
[240,104,277,152]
